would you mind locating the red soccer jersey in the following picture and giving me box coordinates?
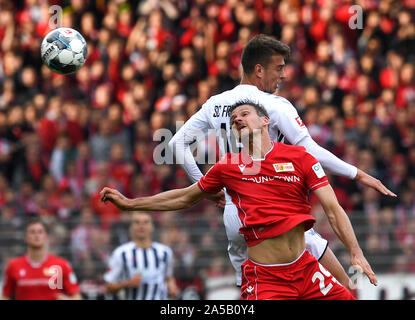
[198,142,329,246]
[2,254,80,300]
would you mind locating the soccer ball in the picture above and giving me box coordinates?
[40,27,87,75]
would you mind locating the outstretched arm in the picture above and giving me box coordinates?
[313,184,377,286]
[100,183,207,212]
[297,135,396,197]
[272,96,396,197]
[354,168,396,197]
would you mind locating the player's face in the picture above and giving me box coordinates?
[25,223,48,249]
[230,105,267,141]
[130,212,154,240]
[260,54,286,94]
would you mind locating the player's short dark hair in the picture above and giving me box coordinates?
[25,217,49,234]
[229,99,269,125]
[241,34,290,74]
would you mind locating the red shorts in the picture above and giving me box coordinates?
[241,250,355,300]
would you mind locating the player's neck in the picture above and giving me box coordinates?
[133,238,152,249]
[240,74,262,91]
[246,133,273,159]
[27,248,47,264]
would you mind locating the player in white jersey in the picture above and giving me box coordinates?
[103,211,179,300]
[168,35,396,288]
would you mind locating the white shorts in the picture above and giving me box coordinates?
[223,198,328,286]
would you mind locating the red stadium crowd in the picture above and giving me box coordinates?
[0,0,415,298]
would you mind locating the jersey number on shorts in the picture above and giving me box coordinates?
[312,263,340,296]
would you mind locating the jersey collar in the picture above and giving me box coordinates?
[25,253,48,268]
[240,141,275,162]
[236,84,258,91]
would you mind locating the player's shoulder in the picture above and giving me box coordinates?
[152,241,173,252]
[277,142,305,152]
[278,143,319,168]
[263,93,296,111]
[268,94,293,105]
[112,241,135,255]
[6,255,26,268]
[201,90,230,109]
[277,142,307,157]
[46,254,72,266]
[203,85,258,106]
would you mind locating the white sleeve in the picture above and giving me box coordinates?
[103,250,124,283]
[168,107,211,183]
[296,135,358,179]
[268,96,309,146]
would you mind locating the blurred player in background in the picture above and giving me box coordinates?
[1,218,81,300]
[100,100,377,299]
[168,34,395,289]
[103,211,179,300]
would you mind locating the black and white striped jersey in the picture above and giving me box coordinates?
[103,241,174,300]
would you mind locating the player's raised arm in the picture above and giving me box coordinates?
[272,96,396,197]
[313,184,377,286]
[100,183,207,212]
[298,135,396,197]
[168,107,210,183]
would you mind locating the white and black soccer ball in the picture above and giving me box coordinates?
[40,27,87,75]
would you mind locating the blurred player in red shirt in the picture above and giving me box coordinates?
[100,101,377,300]
[1,218,81,300]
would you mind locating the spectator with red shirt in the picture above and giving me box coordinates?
[37,96,62,156]
[108,142,134,195]
[88,162,121,228]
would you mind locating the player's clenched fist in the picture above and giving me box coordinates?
[100,187,132,211]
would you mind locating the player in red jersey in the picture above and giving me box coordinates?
[1,218,81,300]
[100,101,377,299]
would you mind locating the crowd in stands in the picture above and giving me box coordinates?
[0,0,415,298]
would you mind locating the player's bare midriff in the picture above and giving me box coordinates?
[247,223,306,265]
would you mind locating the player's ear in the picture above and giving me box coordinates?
[254,64,264,79]
[262,116,269,127]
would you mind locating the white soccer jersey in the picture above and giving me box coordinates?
[103,241,174,300]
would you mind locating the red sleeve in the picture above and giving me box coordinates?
[302,152,330,191]
[61,260,80,296]
[197,161,224,194]
[2,261,16,298]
